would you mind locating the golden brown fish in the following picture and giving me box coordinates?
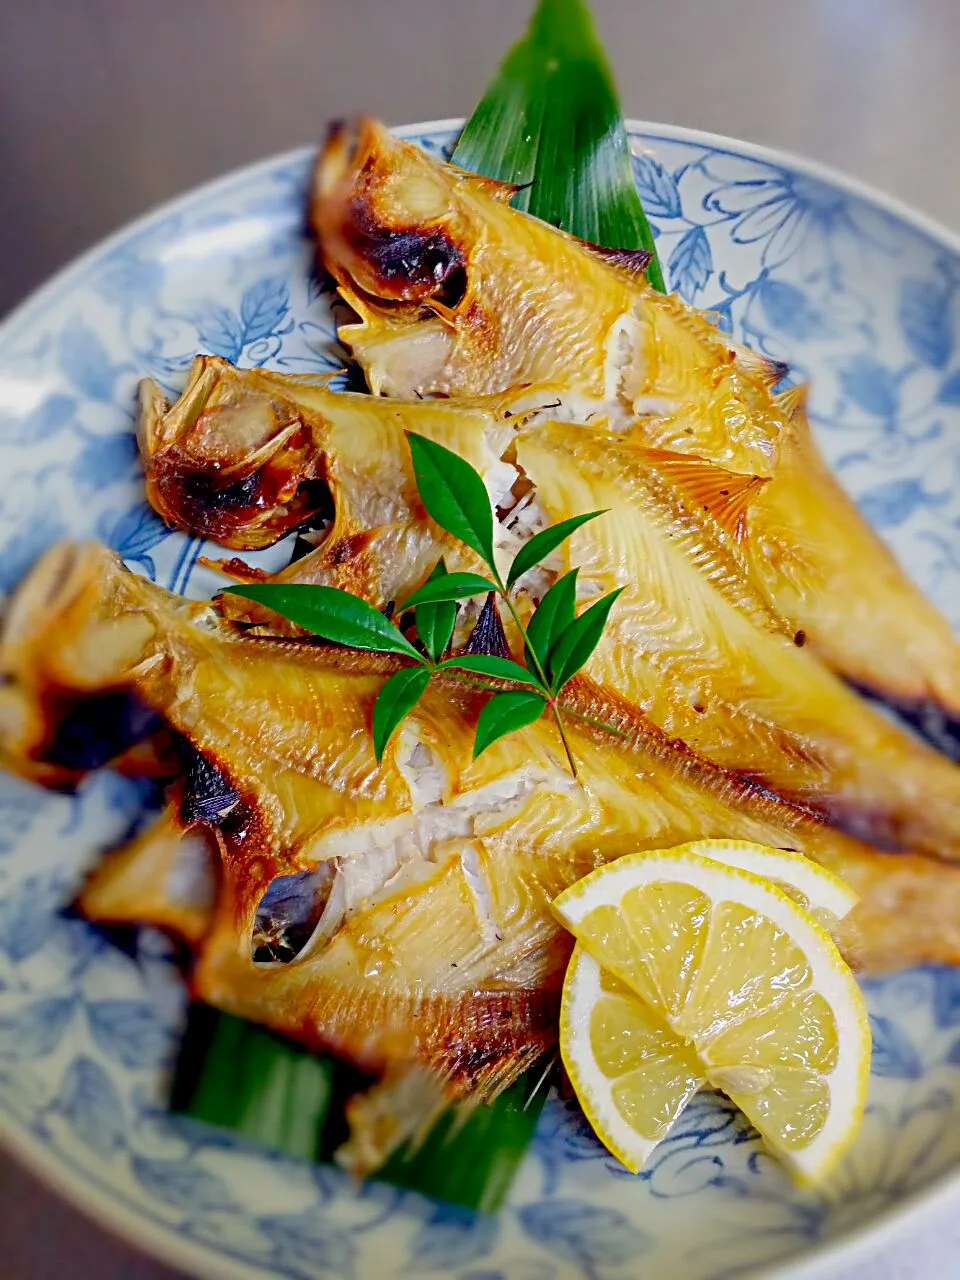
[140,360,960,859]
[7,532,960,1075]
[311,117,960,733]
[139,356,515,554]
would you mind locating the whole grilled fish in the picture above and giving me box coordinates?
[7,533,960,1080]
[311,117,960,735]
[141,360,960,860]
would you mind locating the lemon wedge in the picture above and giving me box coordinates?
[553,843,870,1183]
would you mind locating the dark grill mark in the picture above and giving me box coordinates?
[177,741,241,827]
[180,470,261,513]
[346,199,467,304]
[46,692,162,771]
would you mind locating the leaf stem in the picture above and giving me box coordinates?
[500,588,578,778]
[550,701,579,778]
[500,591,550,690]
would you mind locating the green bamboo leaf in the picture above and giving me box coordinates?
[549,588,624,691]
[525,569,579,670]
[473,689,546,758]
[402,571,498,610]
[407,433,498,573]
[452,0,665,291]
[506,510,606,588]
[415,559,457,662]
[373,667,433,760]
[440,654,543,688]
[225,583,423,661]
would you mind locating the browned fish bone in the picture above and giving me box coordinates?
[311,117,960,734]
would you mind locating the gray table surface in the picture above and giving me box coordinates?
[4,0,960,1275]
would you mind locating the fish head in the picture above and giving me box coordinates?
[137,356,336,549]
[313,119,647,400]
[313,118,535,396]
[314,117,475,309]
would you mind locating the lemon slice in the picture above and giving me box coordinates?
[667,839,858,923]
[554,846,870,1183]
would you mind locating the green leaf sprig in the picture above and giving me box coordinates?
[452,0,666,292]
[228,434,618,773]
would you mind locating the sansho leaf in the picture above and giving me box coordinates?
[440,654,543,688]
[507,510,606,588]
[549,588,624,690]
[473,690,547,758]
[402,571,498,610]
[225,584,423,662]
[415,559,457,662]
[525,569,579,672]
[373,667,433,760]
[406,432,498,573]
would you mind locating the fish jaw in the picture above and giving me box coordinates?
[138,357,338,550]
[79,806,217,948]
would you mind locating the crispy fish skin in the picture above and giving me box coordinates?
[7,538,960,1066]
[312,117,960,728]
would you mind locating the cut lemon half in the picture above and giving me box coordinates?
[554,846,870,1183]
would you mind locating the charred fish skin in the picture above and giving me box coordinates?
[312,117,960,734]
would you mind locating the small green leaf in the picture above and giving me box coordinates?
[506,510,606,588]
[549,588,624,691]
[402,571,498,610]
[440,654,543,688]
[407,433,498,573]
[415,560,457,662]
[452,0,665,291]
[525,569,579,671]
[225,584,423,661]
[372,667,433,760]
[473,690,546,758]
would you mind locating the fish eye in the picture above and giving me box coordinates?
[432,263,467,310]
[251,867,335,965]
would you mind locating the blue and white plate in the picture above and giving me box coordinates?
[3,121,960,1280]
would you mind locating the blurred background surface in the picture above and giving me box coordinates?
[4,0,960,1274]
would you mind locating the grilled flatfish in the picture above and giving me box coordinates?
[5,536,960,1112]
[311,117,960,734]
[140,360,960,859]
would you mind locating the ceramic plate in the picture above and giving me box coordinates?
[3,121,960,1280]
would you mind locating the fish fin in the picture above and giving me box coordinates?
[426,297,461,327]
[253,366,343,390]
[642,448,770,544]
[774,380,810,426]
[335,280,376,323]
[199,556,268,584]
[580,242,653,278]
[729,340,789,388]
[449,166,521,203]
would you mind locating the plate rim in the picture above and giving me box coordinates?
[2,116,960,1280]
